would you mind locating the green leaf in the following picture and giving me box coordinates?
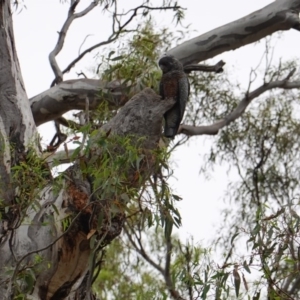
[164,219,173,238]
[253,291,261,300]
[172,194,182,201]
[230,232,239,245]
[233,269,241,297]
[108,50,115,58]
[111,55,124,61]
[201,284,210,299]
[89,235,96,250]
[243,260,251,274]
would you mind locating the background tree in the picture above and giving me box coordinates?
[1,0,300,299]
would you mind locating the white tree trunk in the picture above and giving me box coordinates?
[0,1,37,204]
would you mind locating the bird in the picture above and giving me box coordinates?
[158,55,189,138]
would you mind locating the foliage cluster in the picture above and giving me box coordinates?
[89,23,300,300]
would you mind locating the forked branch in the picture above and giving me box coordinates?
[50,1,184,86]
[49,0,100,85]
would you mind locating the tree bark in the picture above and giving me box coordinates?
[167,0,300,65]
[30,79,128,126]
[0,0,37,205]
[0,1,175,298]
[1,85,174,299]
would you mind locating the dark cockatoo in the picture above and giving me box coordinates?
[158,55,189,138]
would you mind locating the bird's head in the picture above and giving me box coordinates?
[158,55,183,74]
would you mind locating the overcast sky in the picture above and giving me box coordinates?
[12,0,300,245]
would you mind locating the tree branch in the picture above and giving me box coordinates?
[124,225,185,300]
[43,149,74,168]
[123,225,165,275]
[56,116,81,130]
[184,60,225,74]
[115,4,182,17]
[30,79,127,126]
[168,0,300,65]
[179,70,299,136]
[49,1,99,84]
[164,236,185,300]
[50,2,183,87]
[53,35,119,86]
[73,1,99,18]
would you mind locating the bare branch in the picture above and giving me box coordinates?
[115,4,183,17]
[73,1,99,18]
[47,120,68,152]
[168,0,300,65]
[123,225,165,274]
[53,34,119,86]
[69,0,80,14]
[44,149,74,168]
[124,225,185,300]
[179,70,299,136]
[56,116,81,130]
[184,60,225,74]
[51,2,184,86]
[49,1,99,84]
[30,79,128,126]
[78,34,94,56]
[164,236,186,300]
[76,71,87,78]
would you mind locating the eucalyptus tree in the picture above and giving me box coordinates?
[1,0,300,299]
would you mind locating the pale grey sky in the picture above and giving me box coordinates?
[12,0,300,245]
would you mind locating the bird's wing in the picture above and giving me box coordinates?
[177,75,189,120]
[159,78,165,99]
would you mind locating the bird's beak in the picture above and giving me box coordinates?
[159,64,167,73]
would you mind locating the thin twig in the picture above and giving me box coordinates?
[49,1,99,85]
[123,225,164,274]
[50,2,183,86]
[56,116,82,130]
[78,34,94,56]
[164,236,185,300]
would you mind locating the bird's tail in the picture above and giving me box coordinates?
[164,127,177,138]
